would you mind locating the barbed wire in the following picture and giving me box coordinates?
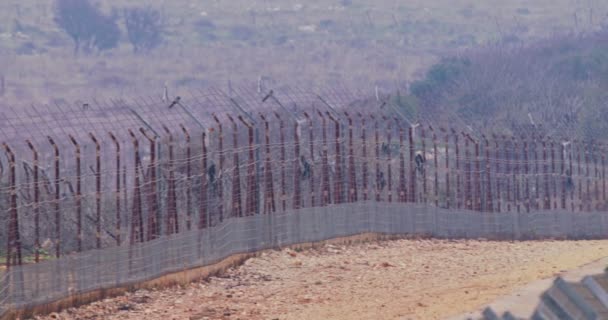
[0,86,606,317]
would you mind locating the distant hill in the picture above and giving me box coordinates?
[0,0,607,105]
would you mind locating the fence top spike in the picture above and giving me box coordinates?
[162,124,172,135]
[26,139,37,151]
[179,124,190,137]
[139,127,156,141]
[237,114,251,127]
[47,136,57,145]
[69,135,79,147]
[212,113,221,124]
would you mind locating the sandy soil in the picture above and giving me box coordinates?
[34,239,608,320]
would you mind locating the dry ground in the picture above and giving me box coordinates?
[35,239,608,320]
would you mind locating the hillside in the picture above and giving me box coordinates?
[0,0,607,105]
[408,30,608,140]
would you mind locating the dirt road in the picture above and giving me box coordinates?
[35,239,608,320]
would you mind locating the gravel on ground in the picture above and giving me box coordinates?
[34,239,608,320]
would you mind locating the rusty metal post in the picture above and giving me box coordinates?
[430,126,439,207]
[292,117,302,210]
[128,130,144,244]
[162,125,178,234]
[212,114,224,222]
[259,114,276,214]
[602,145,606,202]
[542,139,551,210]
[109,132,122,245]
[344,112,358,203]
[409,126,416,203]
[382,116,393,203]
[512,136,521,213]
[532,134,540,210]
[68,135,83,251]
[371,115,382,202]
[522,135,530,213]
[318,110,331,205]
[47,137,61,257]
[473,136,481,211]
[584,143,591,211]
[492,135,501,212]
[238,115,258,215]
[398,120,407,203]
[441,128,450,208]
[200,129,209,228]
[503,136,512,212]
[327,112,343,204]
[421,126,428,204]
[89,133,102,249]
[577,141,583,211]
[463,133,480,211]
[482,135,493,212]
[452,129,461,208]
[179,125,192,231]
[26,140,41,261]
[594,144,600,209]
[303,112,315,207]
[226,114,243,217]
[561,141,567,210]
[358,113,369,201]
[139,128,159,240]
[550,138,557,209]
[3,143,21,267]
[123,165,128,229]
[569,142,575,212]
[273,112,287,211]
[462,132,472,210]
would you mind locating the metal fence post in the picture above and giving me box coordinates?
[109,132,122,245]
[178,125,192,231]
[259,114,276,214]
[128,130,144,244]
[68,135,83,251]
[226,114,243,217]
[3,143,21,267]
[139,128,159,240]
[161,125,178,234]
[47,137,61,258]
[212,114,225,222]
[26,140,41,261]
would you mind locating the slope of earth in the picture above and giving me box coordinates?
[34,239,608,320]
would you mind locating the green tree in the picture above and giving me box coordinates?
[124,6,164,53]
[54,0,120,54]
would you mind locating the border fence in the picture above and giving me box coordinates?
[1,85,608,318]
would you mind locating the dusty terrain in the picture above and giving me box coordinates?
[35,239,608,320]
